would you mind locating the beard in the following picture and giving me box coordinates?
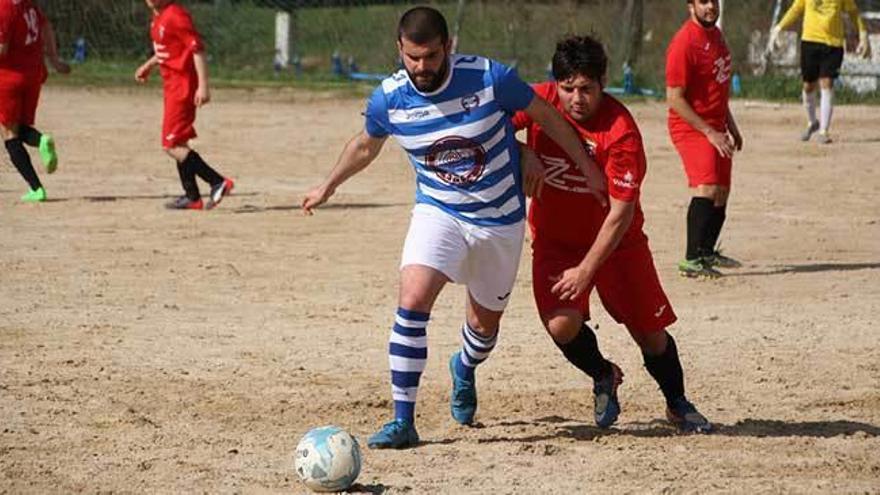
[408,59,449,93]
[696,13,718,28]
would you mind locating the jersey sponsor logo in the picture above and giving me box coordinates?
[612,171,638,190]
[539,154,591,193]
[713,54,732,84]
[404,108,431,121]
[23,8,39,46]
[425,135,486,186]
[461,93,480,112]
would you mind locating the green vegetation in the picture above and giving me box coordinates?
[45,0,878,103]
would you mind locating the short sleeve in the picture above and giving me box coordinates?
[172,7,204,53]
[0,4,14,46]
[605,130,644,203]
[363,86,390,138]
[490,60,535,113]
[665,33,689,88]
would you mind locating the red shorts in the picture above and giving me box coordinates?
[672,132,732,188]
[532,237,677,334]
[0,80,41,127]
[162,76,197,149]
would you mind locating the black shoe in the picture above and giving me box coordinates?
[206,178,234,210]
[666,397,713,434]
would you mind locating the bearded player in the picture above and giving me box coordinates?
[666,0,743,279]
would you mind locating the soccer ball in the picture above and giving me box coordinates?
[294,426,362,492]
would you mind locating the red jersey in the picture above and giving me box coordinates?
[0,0,45,81]
[665,20,732,138]
[150,3,204,81]
[513,82,647,249]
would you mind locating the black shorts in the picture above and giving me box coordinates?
[800,40,844,82]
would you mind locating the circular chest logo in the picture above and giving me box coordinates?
[425,136,486,186]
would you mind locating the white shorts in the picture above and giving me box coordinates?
[400,204,525,312]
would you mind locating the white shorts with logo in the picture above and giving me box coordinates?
[400,203,525,312]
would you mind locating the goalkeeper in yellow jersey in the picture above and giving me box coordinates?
[770,0,871,144]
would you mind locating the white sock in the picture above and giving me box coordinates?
[819,88,833,133]
[803,90,818,126]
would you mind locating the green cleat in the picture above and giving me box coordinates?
[678,258,722,279]
[38,134,58,174]
[21,187,46,203]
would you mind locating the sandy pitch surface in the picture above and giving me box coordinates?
[1,87,878,493]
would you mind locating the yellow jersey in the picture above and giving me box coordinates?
[777,0,867,48]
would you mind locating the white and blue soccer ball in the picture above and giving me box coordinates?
[294,425,362,492]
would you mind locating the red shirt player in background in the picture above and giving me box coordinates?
[0,0,69,202]
[666,0,743,278]
[514,35,712,433]
[135,0,233,210]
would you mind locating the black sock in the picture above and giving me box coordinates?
[686,197,715,260]
[176,159,201,201]
[705,204,726,255]
[19,125,42,147]
[642,332,686,407]
[5,138,41,190]
[554,324,612,381]
[184,150,224,187]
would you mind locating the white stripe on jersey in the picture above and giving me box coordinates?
[454,56,490,71]
[418,164,515,205]
[387,86,496,125]
[382,71,409,94]
[395,111,505,151]
[458,195,521,220]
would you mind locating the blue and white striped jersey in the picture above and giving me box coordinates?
[364,54,535,227]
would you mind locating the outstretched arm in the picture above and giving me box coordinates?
[302,130,388,214]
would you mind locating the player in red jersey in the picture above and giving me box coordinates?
[514,35,712,433]
[0,0,69,202]
[666,0,743,278]
[135,0,233,210]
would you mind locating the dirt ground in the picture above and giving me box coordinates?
[1,86,878,494]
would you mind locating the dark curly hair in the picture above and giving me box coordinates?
[552,35,608,83]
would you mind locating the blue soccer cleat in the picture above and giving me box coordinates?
[448,352,477,425]
[593,362,623,429]
[666,397,713,434]
[366,419,419,449]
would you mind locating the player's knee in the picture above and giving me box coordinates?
[630,328,668,356]
[544,315,582,344]
[398,293,434,314]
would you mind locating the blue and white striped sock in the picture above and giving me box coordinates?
[455,322,497,381]
[389,308,429,424]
